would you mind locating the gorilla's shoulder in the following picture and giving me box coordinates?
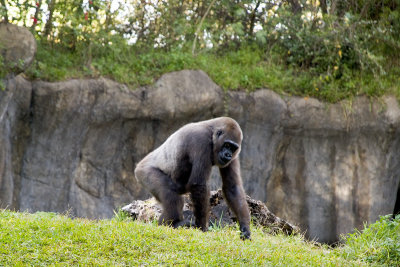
[178,121,212,134]
[168,122,212,146]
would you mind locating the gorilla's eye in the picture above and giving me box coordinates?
[223,141,239,152]
[216,130,223,137]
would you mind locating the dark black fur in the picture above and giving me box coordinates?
[134,117,251,239]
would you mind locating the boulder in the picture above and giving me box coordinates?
[0,23,36,75]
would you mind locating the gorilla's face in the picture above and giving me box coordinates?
[218,140,239,166]
[214,127,242,168]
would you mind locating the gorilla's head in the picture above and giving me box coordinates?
[212,118,242,168]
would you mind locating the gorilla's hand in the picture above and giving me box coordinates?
[240,225,251,240]
[173,219,197,228]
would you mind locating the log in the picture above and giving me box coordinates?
[122,189,299,235]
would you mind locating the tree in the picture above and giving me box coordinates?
[43,0,56,37]
[0,0,9,22]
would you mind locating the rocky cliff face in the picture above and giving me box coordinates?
[226,89,400,243]
[1,24,400,243]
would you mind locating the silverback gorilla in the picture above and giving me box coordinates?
[134,117,251,240]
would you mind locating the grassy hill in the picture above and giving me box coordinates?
[1,209,399,266]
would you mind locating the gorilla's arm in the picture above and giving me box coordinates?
[219,158,251,240]
[190,183,210,231]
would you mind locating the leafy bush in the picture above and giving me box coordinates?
[270,6,398,76]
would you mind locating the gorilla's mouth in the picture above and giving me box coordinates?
[218,154,231,166]
[218,158,228,165]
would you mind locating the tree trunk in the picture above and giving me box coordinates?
[1,0,9,23]
[248,1,261,38]
[320,0,328,14]
[287,0,302,14]
[44,0,56,37]
[330,0,347,17]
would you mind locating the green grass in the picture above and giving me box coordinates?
[341,215,400,266]
[24,42,400,103]
[2,209,391,266]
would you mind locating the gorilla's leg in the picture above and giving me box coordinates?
[157,189,184,227]
[136,165,184,227]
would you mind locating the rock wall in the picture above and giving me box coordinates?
[2,71,400,243]
[1,24,400,243]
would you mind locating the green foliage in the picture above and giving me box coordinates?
[341,215,400,266]
[24,42,400,103]
[3,0,400,102]
[26,42,80,81]
[266,4,400,97]
[0,209,366,266]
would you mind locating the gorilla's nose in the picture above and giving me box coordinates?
[224,151,232,159]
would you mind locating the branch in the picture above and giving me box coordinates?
[249,1,261,37]
[192,0,217,55]
[30,0,42,31]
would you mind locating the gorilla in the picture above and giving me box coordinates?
[134,117,251,240]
